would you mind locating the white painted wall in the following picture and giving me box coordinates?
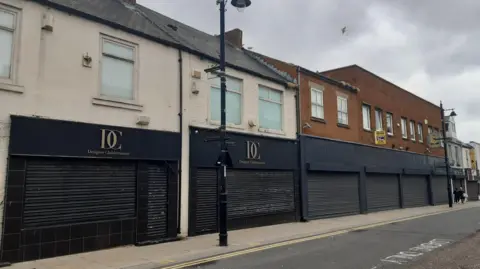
[445,116,457,139]
[462,147,471,169]
[178,52,296,235]
[0,0,295,239]
[0,0,180,234]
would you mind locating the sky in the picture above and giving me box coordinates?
[137,0,480,142]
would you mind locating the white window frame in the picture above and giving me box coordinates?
[386,112,394,136]
[409,120,416,141]
[362,104,371,131]
[435,128,444,147]
[98,35,138,103]
[401,118,408,139]
[311,87,324,119]
[337,95,348,125]
[417,123,423,143]
[375,109,383,131]
[210,76,243,125]
[428,126,433,135]
[0,4,21,89]
[259,86,283,131]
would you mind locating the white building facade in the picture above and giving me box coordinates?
[0,0,296,263]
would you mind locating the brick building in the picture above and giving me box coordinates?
[249,52,361,143]
[321,65,444,157]
[249,53,444,157]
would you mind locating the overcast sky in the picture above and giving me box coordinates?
[138,0,479,142]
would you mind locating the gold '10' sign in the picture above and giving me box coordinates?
[246,141,261,160]
[100,129,123,150]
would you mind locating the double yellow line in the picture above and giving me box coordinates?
[160,208,463,269]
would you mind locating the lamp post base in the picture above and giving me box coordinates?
[219,233,228,246]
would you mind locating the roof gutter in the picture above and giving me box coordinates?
[31,0,289,87]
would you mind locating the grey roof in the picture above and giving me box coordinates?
[34,0,287,85]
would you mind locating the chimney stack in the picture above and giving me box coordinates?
[225,28,243,48]
[123,0,136,5]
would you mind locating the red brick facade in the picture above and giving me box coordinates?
[255,53,444,157]
[322,65,444,157]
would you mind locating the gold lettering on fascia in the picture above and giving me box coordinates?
[239,141,265,165]
[88,129,130,156]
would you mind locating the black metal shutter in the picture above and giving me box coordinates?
[194,168,218,235]
[136,163,169,244]
[23,158,136,228]
[366,174,400,212]
[402,175,429,208]
[431,176,449,205]
[307,172,360,219]
[467,181,479,201]
[227,170,295,220]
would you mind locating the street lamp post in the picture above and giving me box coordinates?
[440,101,457,208]
[217,0,251,247]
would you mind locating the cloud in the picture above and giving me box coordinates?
[137,0,479,142]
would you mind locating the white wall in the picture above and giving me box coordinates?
[0,0,180,233]
[178,52,296,235]
[445,116,457,139]
[1,0,296,238]
[462,147,471,169]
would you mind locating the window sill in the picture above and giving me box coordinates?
[411,139,416,143]
[209,120,244,130]
[388,133,394,137]
[311,117,326,124]
[0,82,24,94]
[337,123,350,129]
[92,96,143,111]
[363,128,373,133]
[402,137,409,141]
[258,128,285,136]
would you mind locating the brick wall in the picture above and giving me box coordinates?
[298,72,360,143]
[256,54,361,143]
[322,65,444,157]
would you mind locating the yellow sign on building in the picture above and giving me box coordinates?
[470,148,477,170]
[428,134,441,148]
[375,130,387,145]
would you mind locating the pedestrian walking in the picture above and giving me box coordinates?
[459,187,466,204]
[454,187,459,203]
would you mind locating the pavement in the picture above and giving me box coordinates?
[8,202,480,269]
[171,205,480,269]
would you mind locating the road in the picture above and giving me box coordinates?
[180,206,480,269]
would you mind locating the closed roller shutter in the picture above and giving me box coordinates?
[194,168,218,235]
[308,172,360,219]
[227,170,295,219]
[467,181,479,201]
[402,175,429,208]
[192,169,295,235]
[136,163,169,244]
[366,174,400,212]
[23,158,136,228]
[431,176,449,205]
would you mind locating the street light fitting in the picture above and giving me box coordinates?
[449,111,457,117]
[231,0,251,12]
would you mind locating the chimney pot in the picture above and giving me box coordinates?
[224,28,243,48]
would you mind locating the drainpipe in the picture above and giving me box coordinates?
[177,49,183,234]
[296,66,302,136]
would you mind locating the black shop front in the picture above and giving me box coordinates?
[1,116,181,263]
[188,127,299,236]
